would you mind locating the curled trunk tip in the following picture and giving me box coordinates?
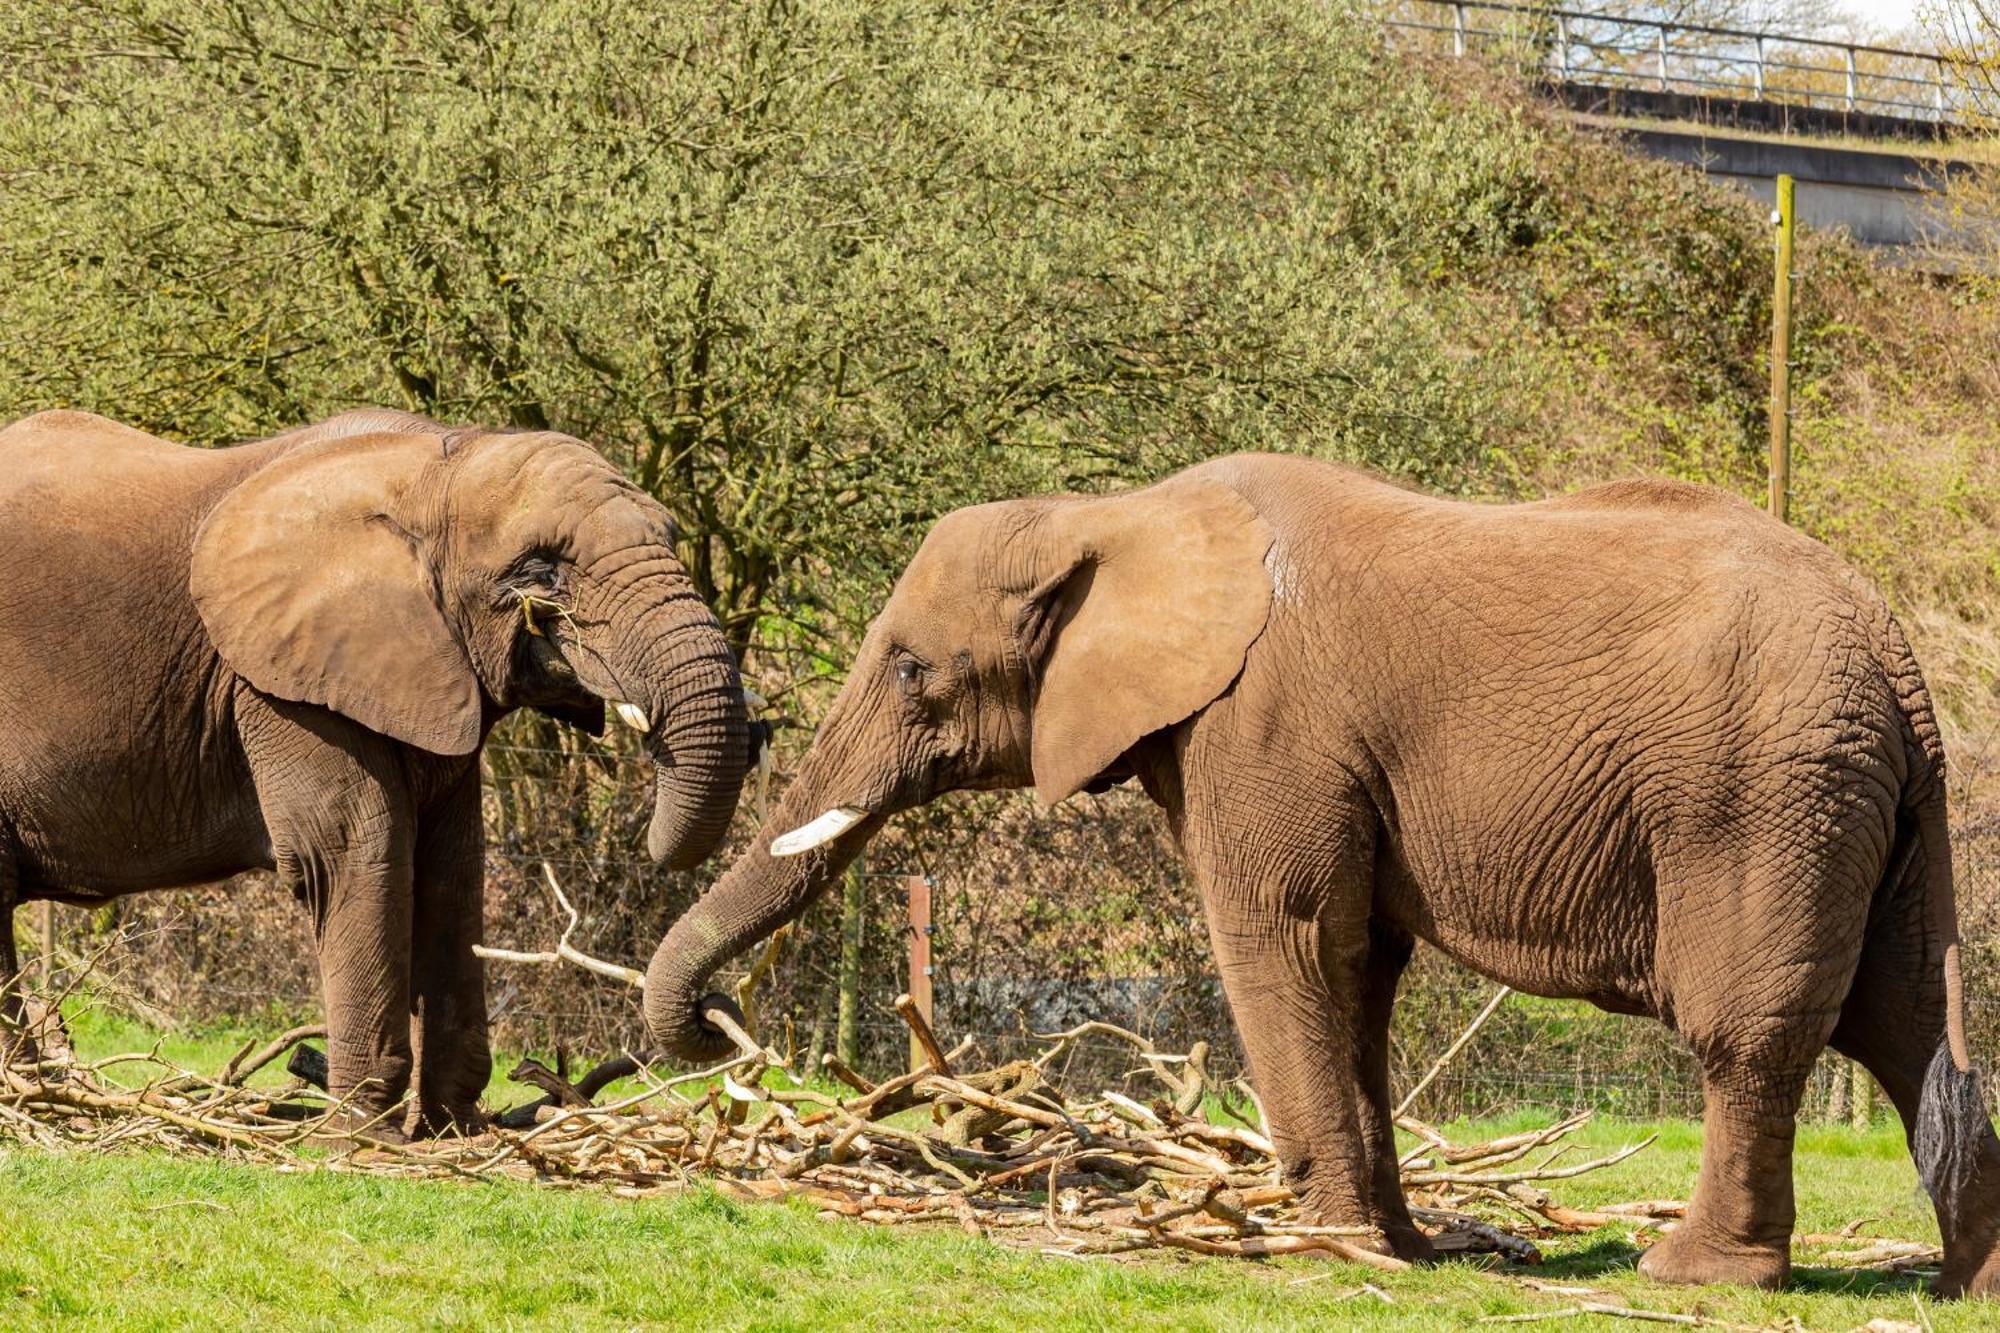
[643,664,751,870]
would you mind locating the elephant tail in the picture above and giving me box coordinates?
[1882,613,1987,1228]
[1909,787,1984,1231]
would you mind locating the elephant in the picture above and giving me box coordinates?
[0,408,750,1135]
[643,452,2000,1296]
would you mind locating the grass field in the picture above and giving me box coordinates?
[0,1007,1987,1330]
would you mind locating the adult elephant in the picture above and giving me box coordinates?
[645,453,2000,1296]
[0,409,750,1136]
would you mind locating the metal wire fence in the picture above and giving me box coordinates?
[1384,0,1975,125]
[50,725,2000,1127]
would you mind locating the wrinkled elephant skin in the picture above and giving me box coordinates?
[0,410,749,1136]
[647,455,2000,1297]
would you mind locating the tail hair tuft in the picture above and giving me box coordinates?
[1917,1040,1988,1233]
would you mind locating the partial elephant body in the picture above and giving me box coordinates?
[1207,464,1907,1015]
[0,410,750,1134]
[1167,462,1973,1285]
[646,453,2000,1297]
[1,418,282,896]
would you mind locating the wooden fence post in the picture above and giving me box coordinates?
[1768,173,1795,524]
[836,857,864,1068]
[906,875,935,1075]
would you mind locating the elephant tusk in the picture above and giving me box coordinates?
[769,806,868,857]
[614,701,650,732]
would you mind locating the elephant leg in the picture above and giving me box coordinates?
[1642,855,1858,1293]
[1191,828,1383,1246]
[1639,832,1875,1292]
[1356,921,1432,1261]
[1831,896,2000,1298]
[1637,1013,1821,1289]
[244,704,419,1139]
[309,856,418,1138]
[406,768,491,1138]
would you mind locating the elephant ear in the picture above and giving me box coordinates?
[1019,476,1275,805]
[190,430,483,755]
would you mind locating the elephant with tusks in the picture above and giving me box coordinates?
[0,409,750,1137]
[645,454,2000,1297]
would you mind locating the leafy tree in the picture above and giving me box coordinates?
[0,0,1545,676]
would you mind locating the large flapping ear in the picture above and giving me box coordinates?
[1019,476,1275,804]
[190,429,483,755]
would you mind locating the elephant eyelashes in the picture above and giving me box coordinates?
[504,550,565,591]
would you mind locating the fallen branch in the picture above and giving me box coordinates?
[1394,984,1512,1118]
[220,1025,325,1086]
[895,993,953,1078]
[1480,1302,1763,1330]
[470,863,645,989]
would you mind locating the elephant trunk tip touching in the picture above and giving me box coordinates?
[642,929,745,1064]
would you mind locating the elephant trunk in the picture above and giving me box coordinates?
[644,718,882,1062]
[599,575,752,871]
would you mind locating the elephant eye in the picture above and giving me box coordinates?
[895,658,925,696]
[506,548,565,592]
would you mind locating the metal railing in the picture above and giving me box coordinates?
[1387,1,1975,125]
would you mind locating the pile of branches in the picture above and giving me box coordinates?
[0,986,1656,1270]
[491,1001,1680,1268]
[0,867,1947,1297]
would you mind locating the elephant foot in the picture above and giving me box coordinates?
[1936,1244,2000,1300]
[318,1102,412,1146]
[1293,1192,1423,1262]
[1380,1220,1436,1264]
[1637,1227,1788,1290]
[1,1026,40,1072]
[3,997,73,1071]
[407,1102,487,1140]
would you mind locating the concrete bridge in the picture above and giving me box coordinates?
[1390,2,1988,268]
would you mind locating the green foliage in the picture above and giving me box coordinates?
[5,1,1980,668]
[0,0,1548,665]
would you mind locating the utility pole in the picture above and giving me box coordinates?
[1768,173,1795,524]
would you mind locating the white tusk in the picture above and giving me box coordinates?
[614,701,650,732]
[742,685,768,711]
[769,806,868,857]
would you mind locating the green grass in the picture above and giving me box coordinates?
[0,1120,1972,1331]
[0,1016,1987,1330]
